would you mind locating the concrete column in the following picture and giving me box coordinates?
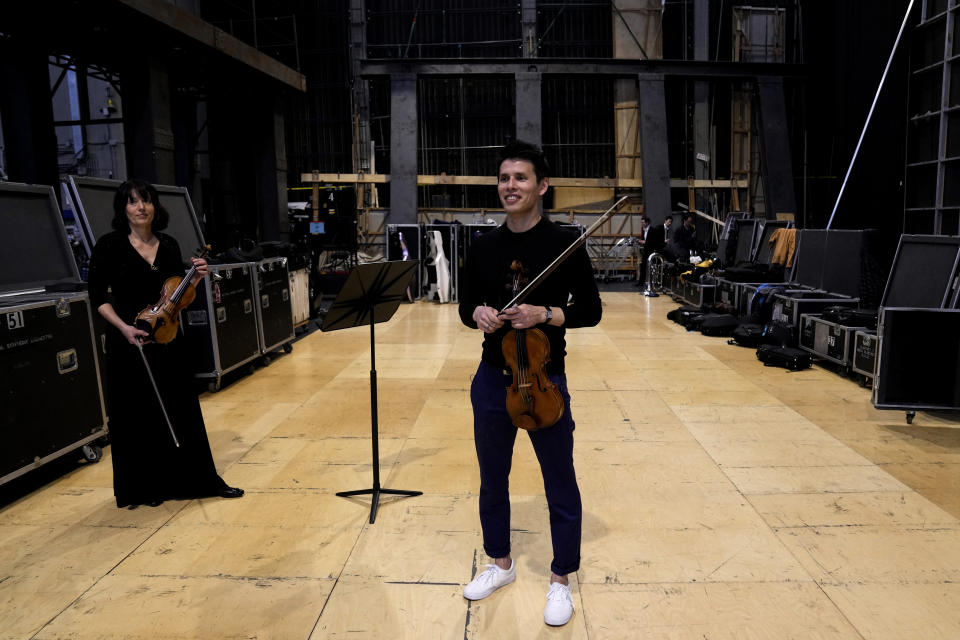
[256,93,288,241]
[389,73,418,224]
[0,41,58,186]
[515,71,542,146]
[637,74,671,224]
[121,56,175,184]
[206,75,256,248]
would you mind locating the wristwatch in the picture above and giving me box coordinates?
[543,306,553,324]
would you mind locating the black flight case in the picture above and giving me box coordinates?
[851,330,877,383]
[183,262,261,391]
[0,182,107,486]
[871,234,960,422]
[766,229,879,336]
[253,257,295,359]
[798,313,869,372]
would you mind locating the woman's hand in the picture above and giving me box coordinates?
[500,304,546,330]
[473,305,504,334]
[190,257,209,285]
[120,323,150,346]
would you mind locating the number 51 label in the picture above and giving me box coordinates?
[6,311,25,330]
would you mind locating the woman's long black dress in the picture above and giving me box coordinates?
[88,230,228,507]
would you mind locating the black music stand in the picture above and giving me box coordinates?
[321,260,422,523]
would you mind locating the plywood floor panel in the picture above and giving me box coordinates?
[3,293,959,639]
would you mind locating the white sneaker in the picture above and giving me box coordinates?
[543,581,574,626]
[463,561,516,600]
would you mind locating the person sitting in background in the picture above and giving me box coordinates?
[664,213,696,262]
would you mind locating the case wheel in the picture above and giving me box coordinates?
[208,380,221,393]
[283,342,293,353]
[906,411,915,425]
[81,444,102,462]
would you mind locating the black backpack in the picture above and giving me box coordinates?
[668,305,704,327]
[729,322,765,347]
[700,313,739,337]
[760,320,795,347]
[747,284,787,323]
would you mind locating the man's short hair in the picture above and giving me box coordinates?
[642,216,652,224]
[498,140,550,183]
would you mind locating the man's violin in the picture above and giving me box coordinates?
[135,246,209,344]
[501,261,565,431]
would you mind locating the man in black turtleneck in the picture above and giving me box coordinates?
[458,141,601,627]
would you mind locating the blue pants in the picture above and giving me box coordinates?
[470,360,582,576]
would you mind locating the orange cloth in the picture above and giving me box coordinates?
[769,228,797,267]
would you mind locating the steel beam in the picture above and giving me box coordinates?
[637,74,672,224]
[115,0,306,91]
[360,58,801,79]
[693,0,710,212]
[516,72,542,146]
[350,0,373,183]
[756,77,797,220]
[390,73,418,224]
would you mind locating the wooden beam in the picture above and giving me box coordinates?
[301,173,389,184]
[300,173,736,189]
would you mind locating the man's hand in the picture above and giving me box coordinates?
[474,305,504,334]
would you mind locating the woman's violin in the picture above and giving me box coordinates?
[135,246,209,344]
[501,260,565,431]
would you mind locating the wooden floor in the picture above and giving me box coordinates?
[3,292,960,639]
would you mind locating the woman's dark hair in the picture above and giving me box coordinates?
[112,179,170,232]
[497,140,550,183]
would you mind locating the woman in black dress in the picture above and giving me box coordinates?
[88,179,243,508]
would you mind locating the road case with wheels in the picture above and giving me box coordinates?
[0,182,107,485]
[182,262,261,391]
[254,257,295,357]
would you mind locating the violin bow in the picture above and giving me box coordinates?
[134,340,181,448]
[498,194,634,314]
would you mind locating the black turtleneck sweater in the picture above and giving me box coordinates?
[458,218,602,374]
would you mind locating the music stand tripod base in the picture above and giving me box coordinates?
[322,260,423,524]
[336,486,424,525]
